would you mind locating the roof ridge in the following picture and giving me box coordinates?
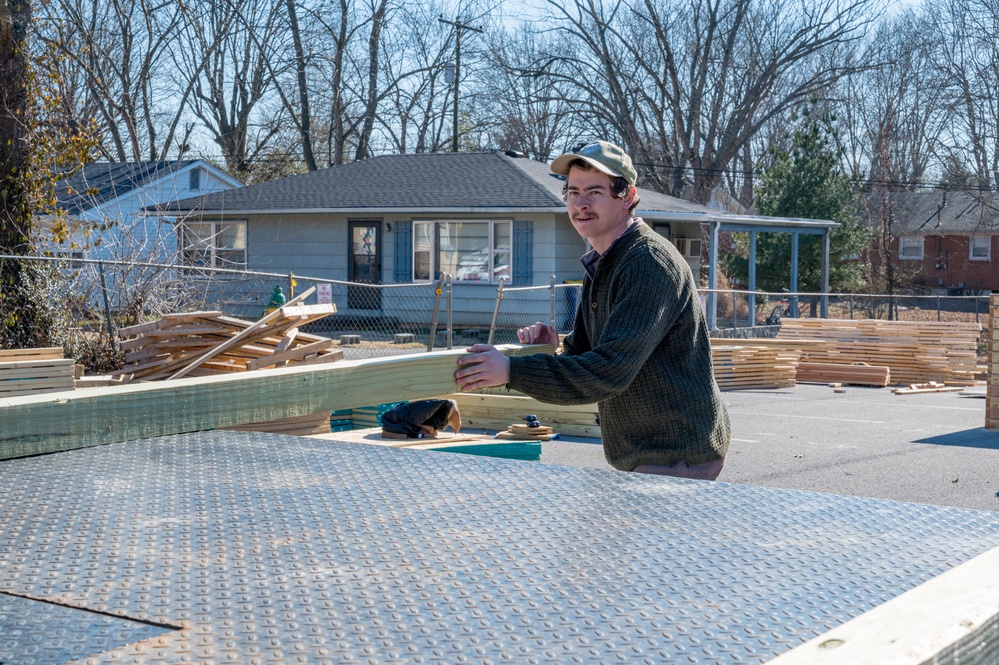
[497,151,567,207]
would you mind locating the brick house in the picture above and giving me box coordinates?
[865,191,999,294]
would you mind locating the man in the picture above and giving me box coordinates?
[454,140,730,480]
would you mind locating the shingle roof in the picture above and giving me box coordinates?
[156,151,718,215]
[57,160,199,215]
[865,191,999,234]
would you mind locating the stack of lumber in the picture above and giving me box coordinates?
[222,411,334,436]
[988,295,998,430]
[710,343,800,390]
[0,348,76,398]
[117,299,342,382]
[446,392,600,437]
[778,318,982,386]
[796,362,891,387]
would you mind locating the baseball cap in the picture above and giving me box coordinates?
[550,140,637,185]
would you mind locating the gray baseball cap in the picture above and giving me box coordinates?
[550,140,637,185]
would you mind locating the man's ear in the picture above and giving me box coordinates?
[624,184,637,207]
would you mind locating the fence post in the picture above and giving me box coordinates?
[849,295,854,319]
[288,272,295,299]
[488,278,506,345]
[446,274,453,350]
[427,275,445,351]
[975,294,980,324]
[549,275,556,329]
[731,292,737,328]
[937,296,941,322]
[97,259,119,353]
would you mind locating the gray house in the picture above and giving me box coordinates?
[155,151,719,327]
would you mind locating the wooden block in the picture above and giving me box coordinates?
[340,334,361,345]
[394,333,415,344]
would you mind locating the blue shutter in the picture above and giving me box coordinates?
[393,221,412,282]
[512,220,533,285]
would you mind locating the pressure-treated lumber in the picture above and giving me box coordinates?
[0,344,555,460]
[779,318,981,386]
[444,392,601,437]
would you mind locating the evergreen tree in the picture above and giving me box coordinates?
[724,108,872,299]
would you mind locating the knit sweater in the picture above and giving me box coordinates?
[508,222,730,470]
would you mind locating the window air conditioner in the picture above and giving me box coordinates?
[673,237,702,258]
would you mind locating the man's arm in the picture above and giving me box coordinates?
[453,323,559,391]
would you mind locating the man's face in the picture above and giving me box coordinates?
[565,165,634,252]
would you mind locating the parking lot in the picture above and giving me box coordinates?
[541,383,999,511]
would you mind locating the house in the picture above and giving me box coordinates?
[37,160,243,263]
[153,151,720,327]
[865,191,999,294]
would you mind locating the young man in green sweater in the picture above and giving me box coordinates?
[454,140,730,480]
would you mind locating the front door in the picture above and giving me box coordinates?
[348,221,381,310]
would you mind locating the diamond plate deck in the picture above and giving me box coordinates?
[2,430,999,664]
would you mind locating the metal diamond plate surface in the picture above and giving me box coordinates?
[3,430,999,664]
[0,592,175,665]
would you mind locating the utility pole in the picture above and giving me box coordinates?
[438,16,482,152]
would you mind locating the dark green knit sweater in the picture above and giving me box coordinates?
[508,222,730,470]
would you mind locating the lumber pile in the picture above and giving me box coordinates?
[710,344,800,391]
[117,302,342,382]
[222,411,334,436]
[0,348,76,398]
[988,295,998,430]
[778,318,982,386]
[796,362,891,387]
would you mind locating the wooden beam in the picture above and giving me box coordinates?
[765,544,999,665]
[0,344,554,460]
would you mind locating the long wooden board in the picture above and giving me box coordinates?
[0,344,555,460]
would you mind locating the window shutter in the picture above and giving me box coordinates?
[393,221,412,282]
[512,220,533,285]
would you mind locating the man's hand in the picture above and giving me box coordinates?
[517,322,559,346]
[454,344,511,392]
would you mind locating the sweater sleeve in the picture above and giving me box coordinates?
[508,245,687,405]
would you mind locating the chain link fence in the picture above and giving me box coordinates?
[1,254,993,371]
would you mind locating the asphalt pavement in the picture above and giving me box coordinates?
[539,383,999,512]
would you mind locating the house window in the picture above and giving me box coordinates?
[413,220,512,284]
[181,220,246,270]
[899,235,923,260]
[189,168,201,191]
[970,235,991,260]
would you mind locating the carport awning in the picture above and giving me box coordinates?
[637,212,840,329]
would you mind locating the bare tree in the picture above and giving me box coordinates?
[928,0,999,190]
[36,0,196,162]
[480,29,580,162]
[178,0,291,178]
[850,10,944,190]
[537,0,884,203]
